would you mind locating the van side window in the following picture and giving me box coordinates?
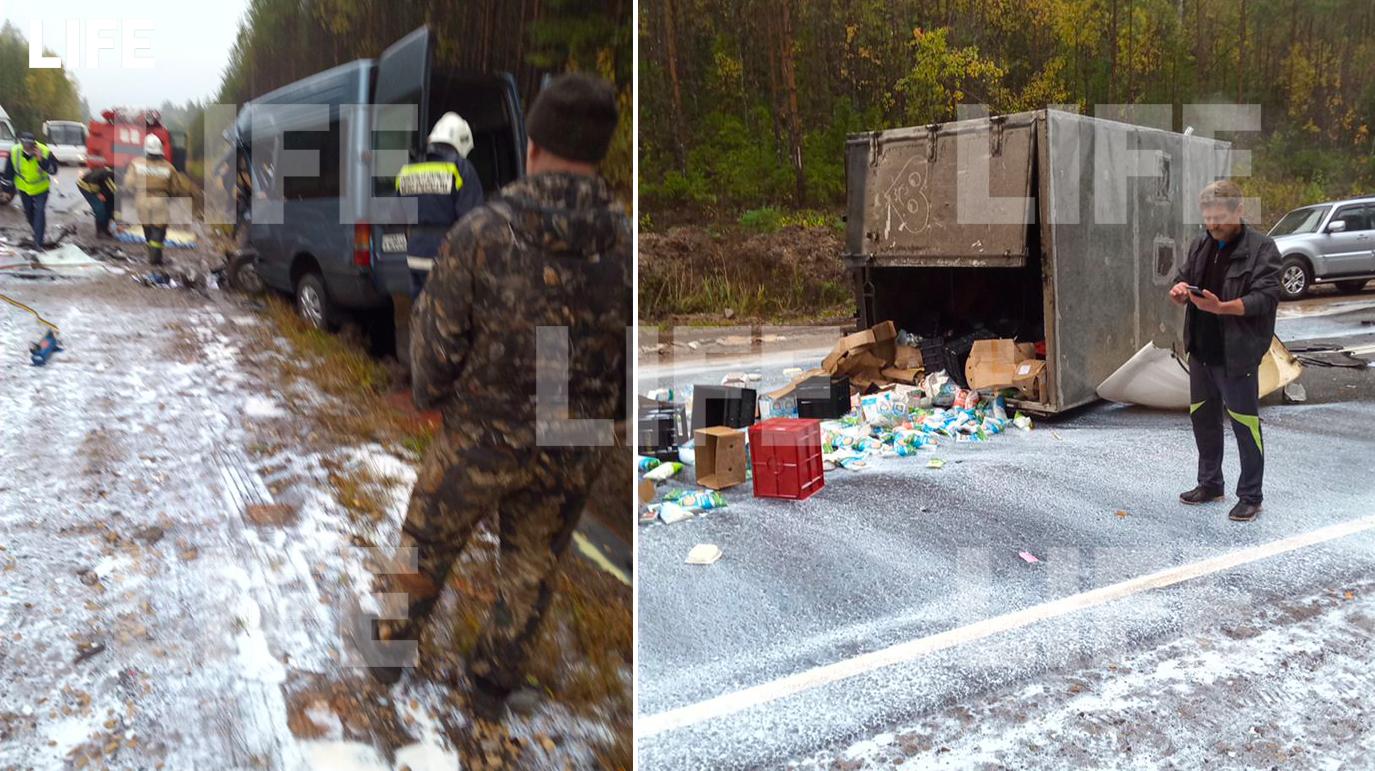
[282,118,342,199]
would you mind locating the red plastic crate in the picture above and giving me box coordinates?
[748,418,825,500]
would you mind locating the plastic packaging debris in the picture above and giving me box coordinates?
[663,489,728,511]
[659,502,695,524]
[1013,412,1034,431]
[990,396,1008,421]
[643,461,684,481]
[678,445,696,466]
[722,371,750,387]
[685,544,722,565]
[1019,551,1041,564]
[645,387,674,402]
[638,456,663,473]
[926,458,945,469]
[1282,382,1306,403]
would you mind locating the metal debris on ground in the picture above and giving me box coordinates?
[74,641,107,664]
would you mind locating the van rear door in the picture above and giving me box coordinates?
[371,26,433,295]
[372,26,433,182]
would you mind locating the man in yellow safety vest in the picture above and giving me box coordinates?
[1,131,60,248]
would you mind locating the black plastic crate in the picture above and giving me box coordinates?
[638,398,688,459]
[796,376,850,419]
[691,386,757,431]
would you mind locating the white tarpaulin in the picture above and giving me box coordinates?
[1097,337,1302,409]
[33,243,109,276]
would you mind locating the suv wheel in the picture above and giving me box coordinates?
[1335,279,1369,294]
[1279,256,1311,301]
[295,272,337,331]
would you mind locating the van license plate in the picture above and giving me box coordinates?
[382,233,408,253]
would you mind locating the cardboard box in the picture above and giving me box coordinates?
[871,321,898,364]
[639,478,657,505]
[694,427,747,490]
[880,366,923,385]
[894,345,924,370]
[965,339,1019,390]
[1012,359,1047,401]
[1016,342,1038,362]
[766,368,828,401]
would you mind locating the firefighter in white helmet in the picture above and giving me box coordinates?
[388,112,485,370]
[124,133,190,273]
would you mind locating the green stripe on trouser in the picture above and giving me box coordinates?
[1190,400,1205,414]
[1228,409,1263,455]
[148,241,163,248]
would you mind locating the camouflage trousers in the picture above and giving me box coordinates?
[380,427,607,692]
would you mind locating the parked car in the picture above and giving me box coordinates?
[43,120,88,165]
[235,25,526,331]
[1269,196,1375,300]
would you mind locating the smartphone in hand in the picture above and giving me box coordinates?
[1186,285,1206,297]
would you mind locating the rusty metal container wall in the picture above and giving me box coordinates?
[843,112,1038,268]
[844,108,1231,415]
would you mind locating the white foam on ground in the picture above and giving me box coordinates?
[244,395,286,418]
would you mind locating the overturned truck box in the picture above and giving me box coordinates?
[843,109,1232,414]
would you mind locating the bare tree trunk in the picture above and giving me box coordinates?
[765,0,785,155]
[1109,0,1119,103]
[779,0,805,205]
[1236,0,1246,102]
[1126,0,1134,101]
[662,0,687,170]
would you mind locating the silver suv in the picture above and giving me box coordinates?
[1268,196,1375,300]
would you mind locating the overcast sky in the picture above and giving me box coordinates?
[4,0,250,110]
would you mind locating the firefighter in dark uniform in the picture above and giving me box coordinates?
[391,113,485,370]
[78,163,119,239]
[358,75,629,715]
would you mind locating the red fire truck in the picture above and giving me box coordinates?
[85,108,185,178]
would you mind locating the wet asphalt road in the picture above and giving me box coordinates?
[635,300,1375,768]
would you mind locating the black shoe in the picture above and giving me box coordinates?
[346,605,414,686]
[1229,501,1262,522]
[466,680,511,722]
[1179,486,1225,505]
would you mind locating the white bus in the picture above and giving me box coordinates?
[42,120,88,166]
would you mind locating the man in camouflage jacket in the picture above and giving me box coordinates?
[361,74,629,711]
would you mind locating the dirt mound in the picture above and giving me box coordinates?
[639,224,851,322]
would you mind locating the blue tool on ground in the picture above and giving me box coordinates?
[31,329,62,366]
[0,291,63,366]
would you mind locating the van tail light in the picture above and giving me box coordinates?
[354,223,371,268]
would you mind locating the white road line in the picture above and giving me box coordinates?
[638,513,1375,739]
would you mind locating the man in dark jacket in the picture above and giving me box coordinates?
[358,74,629,714]
[1169,179,1281,522]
